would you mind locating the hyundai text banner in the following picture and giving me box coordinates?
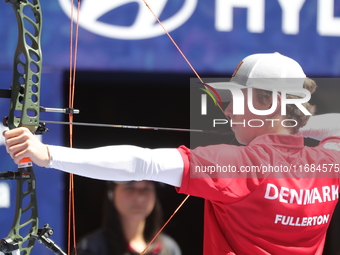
[1,0,340,76]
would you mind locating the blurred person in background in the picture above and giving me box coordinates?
[77,180,181,255]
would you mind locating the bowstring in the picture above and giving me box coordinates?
[68,2,226,254]
[142,0,224,114]
[140,194,190,255]
[140,1,225,254]
[68,0,81,254]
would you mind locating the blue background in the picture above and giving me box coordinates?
[1,0,340,75]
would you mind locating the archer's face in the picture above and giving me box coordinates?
[224,88,274,145]
[114,181,156,221]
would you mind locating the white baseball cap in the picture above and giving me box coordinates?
[207,52,307,102]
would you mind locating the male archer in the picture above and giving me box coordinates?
[3,53,340,255]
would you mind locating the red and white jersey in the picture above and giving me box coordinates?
[177,134,340,255]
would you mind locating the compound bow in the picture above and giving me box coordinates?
[0,0,68,254]
[0,1,228,254]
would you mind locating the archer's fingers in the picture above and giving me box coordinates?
[4,127,32,144]
[3,127,31,139]
[4,127,31,155]
[5,138,28,158]
[9,147,28,164]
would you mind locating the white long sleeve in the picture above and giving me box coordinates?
[47,145,184,187]
[298,113,340,140]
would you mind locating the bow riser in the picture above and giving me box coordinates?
[7,0,42,133]
[1,0,42,254]
[6,165,38,255]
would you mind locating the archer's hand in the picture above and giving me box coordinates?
[3,127,50,167]
[298,113,340,140]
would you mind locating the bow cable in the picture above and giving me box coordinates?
[140,1,227,254]
[68,1,81,254]
[64,2,229,254]
[142,0,225,114]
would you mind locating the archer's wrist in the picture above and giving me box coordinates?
[45,145,53,168]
